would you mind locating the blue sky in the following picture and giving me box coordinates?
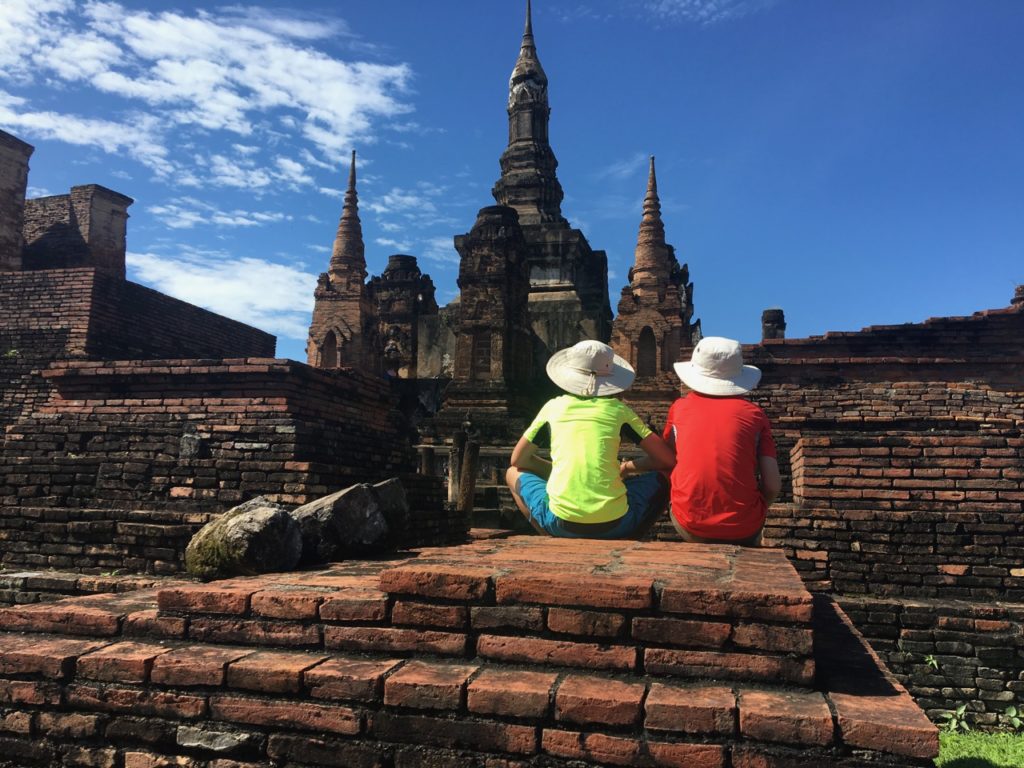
[2,0,1022,362]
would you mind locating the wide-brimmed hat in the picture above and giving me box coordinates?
[546,340,635,397]
[673,336,761,396]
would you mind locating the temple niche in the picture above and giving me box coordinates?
[610,157,700,382]
[369,255,438,379]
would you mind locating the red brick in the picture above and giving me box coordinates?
[266,733,384,768]
[123,610,187,639]
[392,600,468,629]
[470,606,545,632]
[496,574,653,610]
[371,711,536,754]
[644,649,814,685]
[658,587,812,623]
[829,691,939,759]
[151,646,253,687]
[644,683,735,735]
[210,694,361,735]
[732,623,814,655]
[36,711,101,738]
[730,748,822,768]
[0,603,124,636]
[319,590,388,622]
[0,635,108,678]
[384,660,479,710]
[158,584,255,615]
[124,753,200,768]
[226,650,328,694]
[542,730,641,766]
[379,565,493,600]
[739,690,834,746]
[66,683,206,719]
[631,617,731,649]
[547,608,626,638]
[188,617,320,647]
[477,634,636,671]
[647,741,727,768]
[0,710,32,734]
[467,668,557,718]
[306,656,402,703]
[250,588,325,620]
[77,641,173,683]
[555,675,645,726]
[324,626,466,656]
[0,679,61,705]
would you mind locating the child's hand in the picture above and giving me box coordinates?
[620,459,634,478]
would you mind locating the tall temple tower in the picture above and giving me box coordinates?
[611,157,699,378]
[307,151,379,373]
[492,0,612,357]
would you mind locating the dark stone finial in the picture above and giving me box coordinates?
[1012,285,1024,307]
[761,308,786,340]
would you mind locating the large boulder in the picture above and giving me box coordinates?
[185,497,302,581]
[291,478,409,565]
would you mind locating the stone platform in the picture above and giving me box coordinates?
[0,538,937,767]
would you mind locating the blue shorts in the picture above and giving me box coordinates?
[515,471,667,539]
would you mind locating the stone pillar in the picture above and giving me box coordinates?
[762,308,786,340]
[0,130,34,272]
[71,185,133,279]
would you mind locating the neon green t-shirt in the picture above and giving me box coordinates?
[522,394,653,524]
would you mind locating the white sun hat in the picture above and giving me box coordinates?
[673,336,761,396]
[546,339,636,397]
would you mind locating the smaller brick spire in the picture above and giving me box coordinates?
[631,156,668,284]
[511,0,547,88]
[329,150,366,286]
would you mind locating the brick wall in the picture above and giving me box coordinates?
[0,268,275,437]
[0,130,32,272]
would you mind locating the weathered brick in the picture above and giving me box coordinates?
[496,574,653,610]
[379,565,492,601]
[306,656,402,703]
[209,694,361,735]
[325,626,466,656]
[66,683,206,719]
[151,646,253,687]
[644,683,735,735]
[830,691,939,759]
[470,606,545,632]
[647,741,727,768]
[77,641,173,684]
[732,623,814,655]
[157,584,255,615]
[739,690,834,746]
[371,712,536,754]
[37,711,101,738]
[392,600,468,629]
[384,660,478,710]
[555,675,645,726]
[267,733,385,768]
[226,650,328,694]
[477,634,636,671]
[548,608,626,638]
[542,730,641,766]
[644,648,813,685]
[467,668,557,719]
[631,617,731,649]
[0,635,108,679]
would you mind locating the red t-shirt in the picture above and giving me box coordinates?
[662,393,777,541]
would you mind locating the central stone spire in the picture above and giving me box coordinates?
[492,0,566,226]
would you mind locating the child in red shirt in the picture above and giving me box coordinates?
[663,337,781,546]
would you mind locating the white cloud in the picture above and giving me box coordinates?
[422,236,460,266]
[596,152,649,180]
[26,186,52,198]
[147,197,292,229]
[0,2,412,186]
[126,249,316,340]
[643,0,779,24]
[375,237,412,252]
[365,187,438,216]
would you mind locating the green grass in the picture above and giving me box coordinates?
[937,731,1024,768]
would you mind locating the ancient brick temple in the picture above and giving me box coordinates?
[0,0,1020,764]
[610,157,700,381]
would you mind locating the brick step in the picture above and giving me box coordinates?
[0,539,822,686]
[0,608,938,766]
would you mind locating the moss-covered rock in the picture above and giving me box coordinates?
[184,496,302,581]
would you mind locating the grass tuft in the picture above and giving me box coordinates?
[936,731,1024,768]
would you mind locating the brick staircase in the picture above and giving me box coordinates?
[0,537,937,767]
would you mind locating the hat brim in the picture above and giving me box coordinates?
[673,361,761,396]
[547,348,635,396]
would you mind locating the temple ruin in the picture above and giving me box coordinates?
[0,1,1020,766]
